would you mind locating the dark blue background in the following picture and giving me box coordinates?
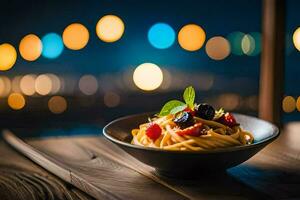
[0,0,299,135]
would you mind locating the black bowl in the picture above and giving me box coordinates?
[103,113,279,178]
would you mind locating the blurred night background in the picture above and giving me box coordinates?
[0,0,299,137]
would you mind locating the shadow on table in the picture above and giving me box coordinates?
[158,167,270,200]
[158,163,300,199]
[229,164,300,199]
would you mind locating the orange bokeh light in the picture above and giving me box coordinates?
[8,93,25,110]
[282,96,296,113]
[48,96,67,114]
[205,36,231,60]
[63,23,89,50]
[178,24,206,51]
[19,34,42,61]
[0,43,17,71]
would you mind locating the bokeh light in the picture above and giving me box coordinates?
[227,32,245,55]
[218,93,240,111]
[205,36,231,60]
[8,93,25,110]
[12,76,22,93]
[160,69,172,90]
[293,27,300,51]
[104,91,121,107]
[47,73,61,94]
[241,34,255,55]
[96,15,125,42]
[122,69,136,91]
[248,32,261,56]
[0,79,6,95]
[0,43,17,71]
[245,95,258,111]
[35,74,52,95]
[78,75,98,95]
[297,97,300,112]
[133,63,163,91]
[282,96,296,113]
[41,33,64,59]
[178,24,206,51]
[0,76,11,97]
[63,23,89,50]
[148,23,175,49]
[48,96,67,114]
[19,34,42,61]
[198,74,214,91]
[20,74,36,96]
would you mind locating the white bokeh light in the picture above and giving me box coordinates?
[133,63,163,91]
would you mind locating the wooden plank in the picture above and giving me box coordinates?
[3,124,300,199]
[259,0,285,125]
[2,130,186,200]
[0,141,93,200]
[80,137,268,199]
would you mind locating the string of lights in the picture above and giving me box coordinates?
[0,13,298,115]
[0,14,265,72]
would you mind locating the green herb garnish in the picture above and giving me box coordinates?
[170,104,187,115]
[159,86,195,116]
[159,100,185,116]
[183,86,195,109]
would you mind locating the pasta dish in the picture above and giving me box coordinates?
[131,86,254,151]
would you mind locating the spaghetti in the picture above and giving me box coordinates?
[131,115,254,151]
[131,86,254,151]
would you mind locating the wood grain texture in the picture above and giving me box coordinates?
[3,130,186,200]
[2,123,300,200]
[0,142,93,200]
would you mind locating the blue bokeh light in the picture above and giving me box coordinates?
[148,23,175,49]
[42,33,64,59]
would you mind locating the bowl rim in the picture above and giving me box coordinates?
[103,112,280,154]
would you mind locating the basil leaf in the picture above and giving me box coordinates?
[170,104,187,115]
[183,86,195,108]
[159,100,185,116]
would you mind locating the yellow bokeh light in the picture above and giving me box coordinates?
[48,96,67,114]
[178,24,206,51]
[0,43,17,71]
[293,27,300,51]
[133,63,163,91]
[63,23,89,50]
[0,76,11,97]
[205,36,231,60]
[0,78,5,97]
[296,97,300,112]
[8,93,25,110]
[35,74,52,95]
[19,34,42,61]
[96,15,125,42]
[20,74,36,96]
[241,34,255,55]
[282,96,296,113]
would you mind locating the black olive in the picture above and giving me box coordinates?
[173,112,194,129]
[195,104,215,120]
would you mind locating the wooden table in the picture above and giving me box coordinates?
[1,123,300,200]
